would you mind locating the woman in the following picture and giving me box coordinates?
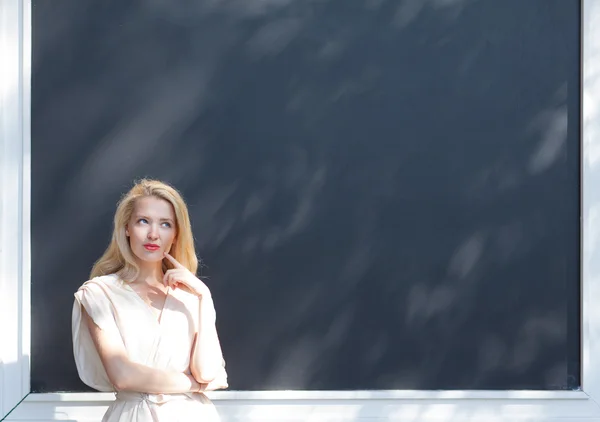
[72,179,228,422]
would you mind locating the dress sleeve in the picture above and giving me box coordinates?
[191,295,228,391]
[204,359,228,391]
[71,278,119,392]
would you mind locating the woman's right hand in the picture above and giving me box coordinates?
[163,253,212,298]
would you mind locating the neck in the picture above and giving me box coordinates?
[134,259,164,285]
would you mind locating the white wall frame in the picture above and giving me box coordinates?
[1,0,599,420]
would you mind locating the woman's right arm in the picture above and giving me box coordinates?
[83,307,201,394]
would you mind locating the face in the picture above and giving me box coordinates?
[126,196,177,264]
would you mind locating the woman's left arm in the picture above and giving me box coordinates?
[190,293,226,383]
[163,253,227,385]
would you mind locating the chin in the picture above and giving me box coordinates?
[132,250,164,263]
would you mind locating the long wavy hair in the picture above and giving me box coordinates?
[90,179,198,281]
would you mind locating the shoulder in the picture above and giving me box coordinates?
[77,274,119,288]
[73,275,120,333]
[74,274,122,299]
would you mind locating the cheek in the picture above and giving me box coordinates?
[166,232,176,245]
[129,228,145,244]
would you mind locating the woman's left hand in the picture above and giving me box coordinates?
[163,252,211,298]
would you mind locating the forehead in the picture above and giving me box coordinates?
[133,196,175,219]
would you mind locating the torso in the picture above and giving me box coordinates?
[73,274,221,421]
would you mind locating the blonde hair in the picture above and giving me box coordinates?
[90,179,198,281]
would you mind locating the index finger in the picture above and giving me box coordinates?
[163,252,185,269]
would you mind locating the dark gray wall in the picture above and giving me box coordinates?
[31,0,580,391]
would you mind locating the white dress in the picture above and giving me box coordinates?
[72,274,227,422]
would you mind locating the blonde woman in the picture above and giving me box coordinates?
[72,179,227,421]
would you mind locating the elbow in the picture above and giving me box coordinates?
[106,361,134,391]
[109,372,130,391]
[191,363,221,384]
[192,368,218,384]
[112,378,128,391]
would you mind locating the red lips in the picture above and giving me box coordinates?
[144,244,160,251]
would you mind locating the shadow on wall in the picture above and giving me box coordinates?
[30,0,580,392]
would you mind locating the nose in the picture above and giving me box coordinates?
[147,224,159,240]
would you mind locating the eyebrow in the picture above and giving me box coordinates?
[135,214,174,222]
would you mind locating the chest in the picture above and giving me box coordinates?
[116,286,198,361]
[128,282,169,322]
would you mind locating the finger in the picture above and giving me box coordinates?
[167,272,179,288]
[163,269,176,285]
[163,269,175,286]
[164,252,185,269]
[165,269,181,282]
[172,271,189,286]
[164,271,173,287]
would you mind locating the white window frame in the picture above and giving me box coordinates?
[1,0,598,420]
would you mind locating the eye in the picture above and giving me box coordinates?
[161,222,172,228]
[138,218,148,224]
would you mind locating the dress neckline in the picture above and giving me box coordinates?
[121,278,171,325]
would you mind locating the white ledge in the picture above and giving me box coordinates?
[27,390,589,402]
